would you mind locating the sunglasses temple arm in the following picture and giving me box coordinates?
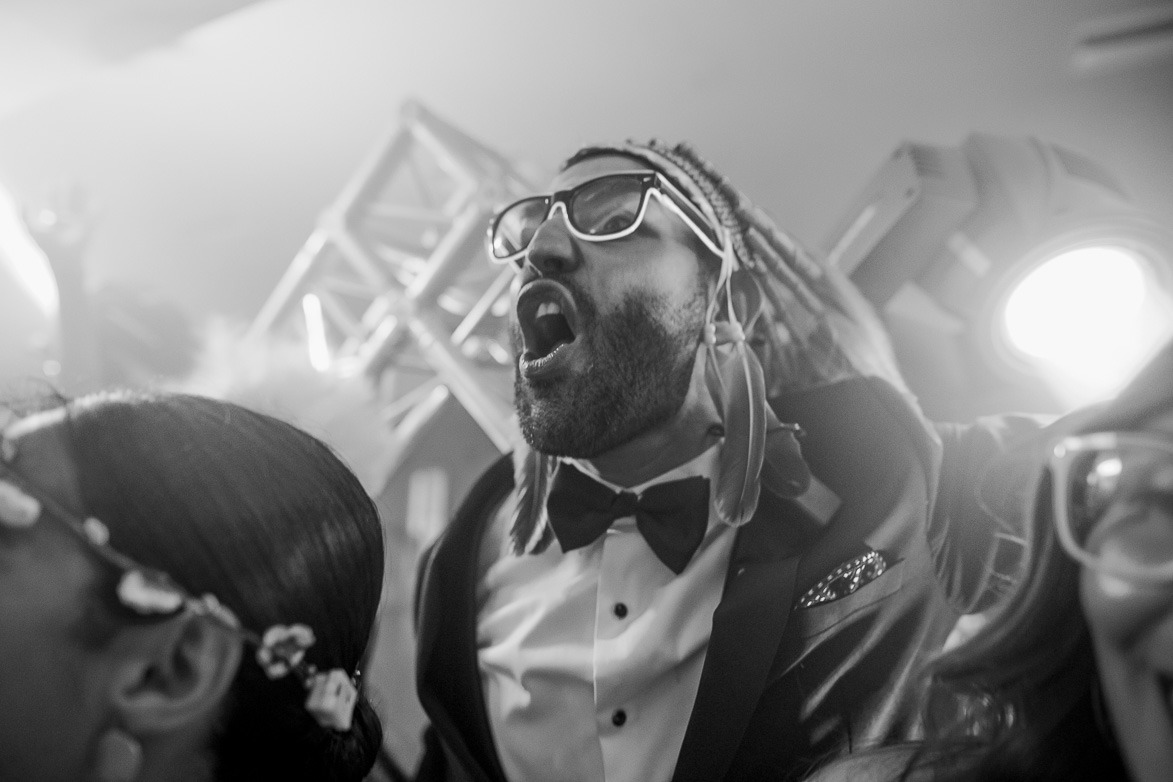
[657,192,725,258]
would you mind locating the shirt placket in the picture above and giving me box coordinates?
[592,515,668,782]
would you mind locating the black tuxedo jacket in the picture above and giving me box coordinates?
[413,378,1040,782]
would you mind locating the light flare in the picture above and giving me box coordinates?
[0,184,59,319]
[1002,246,1173,407]
[301,293,331,371]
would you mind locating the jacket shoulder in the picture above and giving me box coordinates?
[413,453,515,624]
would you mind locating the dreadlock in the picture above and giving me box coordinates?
[566,139,906,397]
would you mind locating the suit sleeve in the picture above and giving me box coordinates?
[927,413,1053,614]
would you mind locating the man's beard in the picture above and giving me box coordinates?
[512,281,706,459]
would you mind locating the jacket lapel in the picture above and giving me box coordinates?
[416,455,514,782]
[671,489,817,782]
[670,378,941,780]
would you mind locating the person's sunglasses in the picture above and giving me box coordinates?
[1050,431,1173,583]
[486,171,724,267]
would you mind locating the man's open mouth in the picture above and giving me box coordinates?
[515,280,579,376]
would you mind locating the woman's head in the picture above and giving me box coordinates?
[0,390,385,782]
[1052,341,1173,782]
[918,340,1173,781]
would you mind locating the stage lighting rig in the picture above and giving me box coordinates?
[250,100,535,472]
[824,133,1173,419]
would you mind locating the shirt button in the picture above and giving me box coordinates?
[611,709,627,727]
[613,602,628,619]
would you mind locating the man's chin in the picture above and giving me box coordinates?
[515,397,588,458]
[510,283,706,459]
[515,390,685,461]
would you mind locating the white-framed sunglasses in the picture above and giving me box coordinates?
[1050,431,1173,583]
[486,170,724,267]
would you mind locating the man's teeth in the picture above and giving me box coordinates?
[536,302,562,318]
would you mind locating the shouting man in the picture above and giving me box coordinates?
[413,141,1040,781]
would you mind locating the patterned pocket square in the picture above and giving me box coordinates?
[796,550,889,609]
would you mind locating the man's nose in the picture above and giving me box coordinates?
[523,209,581,277]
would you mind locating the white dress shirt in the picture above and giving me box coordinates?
[476,446,736,782]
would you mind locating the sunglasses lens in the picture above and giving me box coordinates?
[569,175,645,237]
[1064,442,1173,572]
[492,197,549,260]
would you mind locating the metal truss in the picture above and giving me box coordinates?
[249,100,534,463]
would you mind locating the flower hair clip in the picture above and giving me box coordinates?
[257,624,317,679]
[0,477,41,528]
[256,624,360,731]
[306,669,360,732]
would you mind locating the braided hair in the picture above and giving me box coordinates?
[564,139,907,397]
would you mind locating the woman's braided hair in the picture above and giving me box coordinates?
[565,139,907,396]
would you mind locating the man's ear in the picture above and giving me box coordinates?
[106,614,244,736]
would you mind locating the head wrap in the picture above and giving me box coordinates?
[511,139,911,553]
[567,140,906,391]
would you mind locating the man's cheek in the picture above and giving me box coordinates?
[1081,567,1169,646]
[509,322,525,358]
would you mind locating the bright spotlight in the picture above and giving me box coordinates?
[0,185,59,319]
[0,183,59,380]
[1003,246,1145,360]
[999,246,1172,406]
[825,133,1173,418]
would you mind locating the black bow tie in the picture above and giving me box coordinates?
[545,463,711,575]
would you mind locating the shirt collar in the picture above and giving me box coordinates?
[560,444,720,496]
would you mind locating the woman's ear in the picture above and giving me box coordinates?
[106,614,243,737]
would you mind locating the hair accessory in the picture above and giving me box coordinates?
[0,477,223,620]
[116,570,186,614]
[256,623,359,731]
[306,669,359,731]
[0,478,41,528]
[257,624,317,679]
[83,516,111,545]
[187,592,241,629]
